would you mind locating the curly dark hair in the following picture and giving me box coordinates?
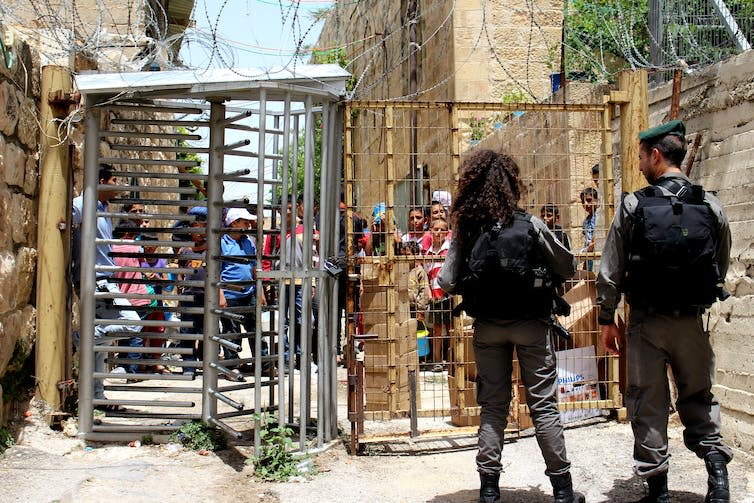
[450,150,522,254]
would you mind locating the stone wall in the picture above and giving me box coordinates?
[316,0,562,215]
[646,50,754,455]
[0,39,41,423]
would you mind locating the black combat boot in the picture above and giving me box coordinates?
[550,472,586,503]
[479,472,501,503]
[704,451,730,503]
[636,473,671,503]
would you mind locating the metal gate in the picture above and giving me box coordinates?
[343,99,623,448]
[73,66,348,451]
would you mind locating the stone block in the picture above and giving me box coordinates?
[0,186,10,250]
[3,141,25,188]
[23,152,37,196]
[0,306,34,381]
[16,96,38,148]
[11,194,34,246]
[13,247,37,308]
[0,252,14,314]
[0,81,19,136]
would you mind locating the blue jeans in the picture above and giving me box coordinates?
[220,293,266,366]
[179,293,204,374]
[283,285,304,364]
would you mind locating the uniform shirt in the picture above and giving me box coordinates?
[437,215,576,295]
[72,195,114,277]
[221,233,256,299]
[596,172,731,320]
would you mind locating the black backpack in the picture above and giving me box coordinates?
[457,211,558,319]
[624,178,724,310]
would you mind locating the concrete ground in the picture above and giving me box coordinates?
[1,394,753,503]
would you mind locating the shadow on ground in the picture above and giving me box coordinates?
[604,475,706,502]
[430,485,552,503]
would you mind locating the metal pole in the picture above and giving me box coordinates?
[648,0,663,84]
[329,104,344,441]
[317,101,331,447]
[254,89,267,453]
[203,100,226,422]
[711,0,751,52]
[278,93,292,430]
[299,95,315,450]
[78,96,101,437]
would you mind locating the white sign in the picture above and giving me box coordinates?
[556,345,602,423]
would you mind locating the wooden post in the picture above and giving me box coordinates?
[615,70,649,412]
[36,66,74,409]
[619,70,649,193]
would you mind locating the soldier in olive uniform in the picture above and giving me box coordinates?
[597,120,732,503]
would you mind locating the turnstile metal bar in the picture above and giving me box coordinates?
[98,184,200,194]
[99,157,200,167]
[224,150,283,161]
[93,398,195,408]
[210,390,244,411]
[94,345,193,355]
[105,385,201,393]
[110,144,210,154]
[110,118,208,127]
[94,318,193,328]
[93,372,194,380]
[94,292,195,302]
[95,264,197,274]
[103,103,204,114]
[216,406,277,420]
[92,424,183,432]
[226,123,284,135]
[110,170,209,181]
[208,417,243,439]
[100,131,202,141]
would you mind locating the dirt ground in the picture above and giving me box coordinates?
[1,395,753,503]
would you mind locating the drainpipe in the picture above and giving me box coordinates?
[36,66,74,410]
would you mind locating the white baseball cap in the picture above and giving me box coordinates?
[224,208,257,226]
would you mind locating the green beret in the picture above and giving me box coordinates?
[639,120,686,142]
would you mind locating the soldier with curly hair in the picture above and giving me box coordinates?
[438,150,583,503]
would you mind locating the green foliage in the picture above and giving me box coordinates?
[141,434,154,445]
[169,420,226,451]
[0,428,13,454]
[469,115,487,142]
[175,126,206,202]
[311,47,355,92]
[246,415,303,481]
[564,0,649,81]
[502,88,532,104]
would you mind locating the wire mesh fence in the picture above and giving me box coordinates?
[344,100,621,439]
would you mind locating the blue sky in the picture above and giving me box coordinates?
[181,0,333,70]
[178,1,336,203]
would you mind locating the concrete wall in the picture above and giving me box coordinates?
[0,39,41,423]
[646,50,754,455]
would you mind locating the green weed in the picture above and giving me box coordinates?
[169,420,226,451]
[0,428,14,454]
[247,415,305,481]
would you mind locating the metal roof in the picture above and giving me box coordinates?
[74,64,351,101]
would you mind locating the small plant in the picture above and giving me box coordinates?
[169,420,226,452]
[469,115,488,141]
[141,434,154,445]
[0,428,14,454]
[246,415,304,481]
